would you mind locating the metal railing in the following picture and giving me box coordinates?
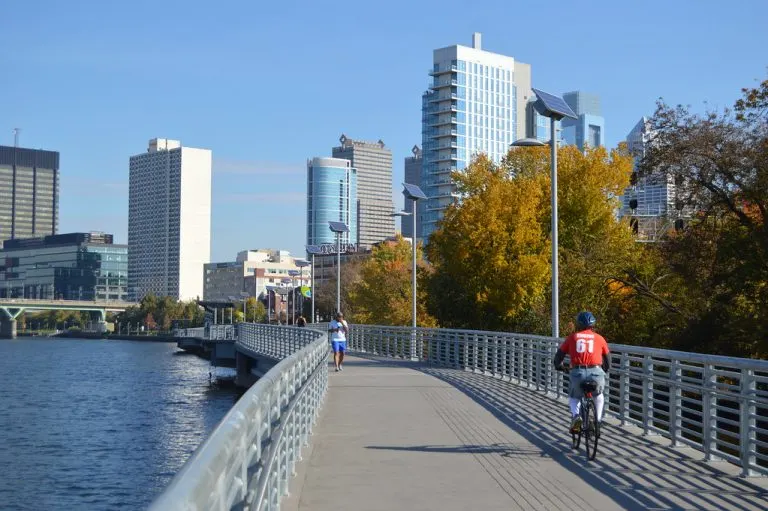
[347,324,768,477]
[174,326,206,338]
[150,325,330,510]
[238,324,320,361]
[208,324,237,341]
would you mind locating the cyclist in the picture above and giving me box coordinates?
[553,311,611,433]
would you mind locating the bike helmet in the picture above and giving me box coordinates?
[576,311,596,330]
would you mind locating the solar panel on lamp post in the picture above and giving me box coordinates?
[328,221,349,315]
[511,88,577,338]
[401,183,427,361]
[305,245,322,322]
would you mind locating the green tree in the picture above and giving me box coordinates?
[315,257,363,321]
[348,235,437,326]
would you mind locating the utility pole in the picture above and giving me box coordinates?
[13,128,20,147]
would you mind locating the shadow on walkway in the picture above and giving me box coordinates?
[354,353,768,511]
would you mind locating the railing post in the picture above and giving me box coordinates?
[642,355,655,435]
[526,339,534,388]
[619,352,629,426]
[670,359,682,447]
[740,368,757,477]
[703,363,718,461]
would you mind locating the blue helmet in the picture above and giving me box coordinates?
[576,311,596,330]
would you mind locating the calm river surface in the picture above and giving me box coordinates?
[0,337,240,510]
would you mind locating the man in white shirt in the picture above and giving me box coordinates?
[328,312,348,371]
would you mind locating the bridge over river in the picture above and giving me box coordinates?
[152,324,768,510]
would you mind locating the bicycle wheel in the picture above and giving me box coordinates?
[584,399,600,460]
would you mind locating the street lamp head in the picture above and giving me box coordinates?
[305,245,322,255]
[530,88,578,121]
[328,221,349,233]
[390,210,413,217]
[402,183,427,201]
[510,138,547,148]
[295,259,310,268]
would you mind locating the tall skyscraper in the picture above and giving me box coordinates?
[560,91,605,150]
[332,135,394,248]
[402,145,422,240]
[306,157,358,247]
[421,32,532,238]
[128,138,211,301]
[0,145,59,240]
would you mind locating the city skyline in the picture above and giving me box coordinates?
[3,0,766,260]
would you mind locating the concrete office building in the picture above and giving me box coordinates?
[306,157,358,247]
[402,145,423,240]
[560,91,605,150]
[332,135,394,248]
[0,145,59,240]
[421,32,532,238]
[128,138,211,301]
[0,232,127,300]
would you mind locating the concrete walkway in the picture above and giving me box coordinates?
[284,356,768,511]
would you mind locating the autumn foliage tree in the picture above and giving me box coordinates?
[426,146,636,334]
[347,235,437,326]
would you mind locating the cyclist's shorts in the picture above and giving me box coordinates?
[569,367,605,398]
[331,340,347,353]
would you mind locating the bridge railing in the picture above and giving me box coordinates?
[238,324,320,361]
[348,324,768,477]
[150,324,330,511]
[207,324,237,341]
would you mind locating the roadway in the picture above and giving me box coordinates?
[284,355,768,511]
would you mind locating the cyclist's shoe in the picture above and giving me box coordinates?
[570,416,582,434]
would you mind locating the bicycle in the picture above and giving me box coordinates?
[559,364,601,461]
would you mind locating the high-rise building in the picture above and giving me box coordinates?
[560,91,605,150]
[306,157,358,247]
[332,135,394,248]
[128,138,211,301]
[0,232,127,300]
[402,145,423,240]
[0,145,59,240]
[620,117,687,241]
[421,32,532,238]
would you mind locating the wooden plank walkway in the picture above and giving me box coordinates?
[284,356,768,511]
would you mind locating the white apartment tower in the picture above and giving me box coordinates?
[421,32,532,238]
[128,138,212,301]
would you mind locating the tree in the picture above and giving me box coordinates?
[631,78,768,357]
[314,257,363,321]
[348,235,437,326]
[426,146,636,334]
[145,313,157,331]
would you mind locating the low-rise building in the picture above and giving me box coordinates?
[0,232,128,300]
[203,249,310,301]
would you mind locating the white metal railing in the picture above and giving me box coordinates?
[347,324,768,477]
[174,327,206,338]
[238,324,320,361]
[208,324,237,341]
[150,325,330,510]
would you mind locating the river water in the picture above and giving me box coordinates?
[0,337,241,511]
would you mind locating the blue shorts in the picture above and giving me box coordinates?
[331,340,346,353]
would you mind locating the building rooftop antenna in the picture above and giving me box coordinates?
[12,128,20,147]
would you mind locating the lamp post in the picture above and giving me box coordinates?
[239,291,250,322]
[511,88,577,338]
[288,270,300,324]
[328,221,349,314]
[295,259,310,322]
[400,184,427,331]
[305,246,322,323]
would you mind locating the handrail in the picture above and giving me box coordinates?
[150,324,330,510]
[347,324,768,477]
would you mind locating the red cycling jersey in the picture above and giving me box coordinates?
[559,329,609,366]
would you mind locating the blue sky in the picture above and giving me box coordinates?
[2,0,766,261]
